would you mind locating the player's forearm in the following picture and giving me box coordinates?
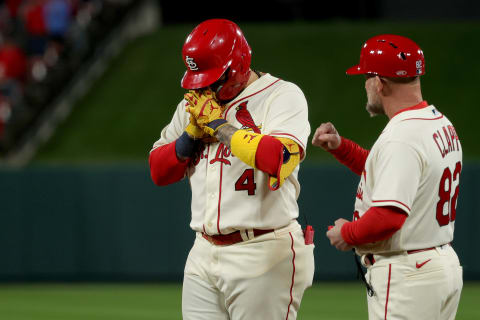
[329,137,369,176]
[149,141,189,186]
[216,124,284,175]
[340,206,407,245]
[214,123,238,148]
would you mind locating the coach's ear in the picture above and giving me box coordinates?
[377,76,392,97]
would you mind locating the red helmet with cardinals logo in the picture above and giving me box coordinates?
[181,19,252,101]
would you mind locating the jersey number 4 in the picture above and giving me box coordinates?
[235,169,256,195]
[436,161,462,227]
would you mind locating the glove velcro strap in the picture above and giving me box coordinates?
[231,130,265,168]
[269,138,300,190]
[203,119,228,136]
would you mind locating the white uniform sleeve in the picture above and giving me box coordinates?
[151,100,189,152]
[262,85,310,159]
[370,141,423,215]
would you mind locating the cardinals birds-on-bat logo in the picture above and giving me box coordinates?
[235,101,261,133]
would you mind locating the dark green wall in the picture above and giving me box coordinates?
[1,164,478,281]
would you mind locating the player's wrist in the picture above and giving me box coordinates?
[175,132,197,160]
[329,136,346,153]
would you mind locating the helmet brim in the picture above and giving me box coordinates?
[346,64,366,75]
[181,67,226,89]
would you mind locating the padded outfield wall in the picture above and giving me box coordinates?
[0,164,478,281]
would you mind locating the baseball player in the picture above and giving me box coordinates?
[313,35,463,319]
[149,19,314,320]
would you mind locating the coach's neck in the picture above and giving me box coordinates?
[381,78,424,119]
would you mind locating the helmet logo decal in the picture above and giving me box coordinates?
[416,60,423,74]
[185,56,199,71]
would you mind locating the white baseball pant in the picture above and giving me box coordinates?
[365,244,462,320]
[182,220,315,320]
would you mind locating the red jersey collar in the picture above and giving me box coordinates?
[393,101,429,117]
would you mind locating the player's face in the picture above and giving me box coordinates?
[365,76,385,117]
[209,71,228,96]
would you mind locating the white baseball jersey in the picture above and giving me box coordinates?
[354,103,462,254]
[151,73,310,235]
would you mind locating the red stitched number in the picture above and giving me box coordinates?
[235,169,256,195]
[436,161,462,226]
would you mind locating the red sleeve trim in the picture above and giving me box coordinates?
[329,137,369,176]
[149,141,189,186]
[340,206,407,246]
[255,135,284,176]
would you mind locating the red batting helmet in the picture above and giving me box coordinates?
[346,34,425,77]
[181,19,252,101]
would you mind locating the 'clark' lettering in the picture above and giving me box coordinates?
[433,125,460,158]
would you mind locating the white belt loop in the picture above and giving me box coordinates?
[247,229,255,240]
[240,230,249,241]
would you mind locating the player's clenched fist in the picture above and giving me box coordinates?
[312,122,341,151]
[184,89,226,136]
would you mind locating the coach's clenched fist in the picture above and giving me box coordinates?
[326,218,353,252]
[311,122,341,151]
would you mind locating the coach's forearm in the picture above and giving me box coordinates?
[329,137,369,176]
[340,206,407,245]
[214,123,238,148]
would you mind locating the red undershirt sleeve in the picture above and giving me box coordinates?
[329,137,370,176]
[149,141,190,186]
[340,206,407,245]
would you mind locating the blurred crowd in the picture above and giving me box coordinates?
[0,0,133,155]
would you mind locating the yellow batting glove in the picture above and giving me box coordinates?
[184,89,226,136]
[185,115,206,139]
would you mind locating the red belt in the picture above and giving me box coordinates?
[406,247,436,254]
[202,229,274,246]
[366,244,450,266]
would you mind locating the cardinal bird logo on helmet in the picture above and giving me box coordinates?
[235,101,260,133]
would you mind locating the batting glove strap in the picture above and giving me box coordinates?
[205,119,228,136]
